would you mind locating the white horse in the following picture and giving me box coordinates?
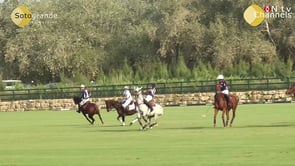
[132,86,164,129]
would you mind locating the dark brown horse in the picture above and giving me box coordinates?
[214,84,239,127]
[286,83,295,97]
[104,99,138,126]
[73,96,104,125]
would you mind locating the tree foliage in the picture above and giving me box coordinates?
[0,0,294,84]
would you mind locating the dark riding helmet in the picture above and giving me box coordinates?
[151,83,156,88]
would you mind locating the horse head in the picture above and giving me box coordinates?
[104,100,114,112]
[73,96,81,105]
[286,83,295,95]
[134,86,142,95]
[134,86,144,104]
[215,84,222,93]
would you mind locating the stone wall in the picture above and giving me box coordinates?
[0,90,293,112]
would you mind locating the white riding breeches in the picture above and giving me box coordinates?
[79,98,89,106]
[122,98,132,108]
[222,90,229,95]
[145,95,153,102]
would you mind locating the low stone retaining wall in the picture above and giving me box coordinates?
[0,90,292,112]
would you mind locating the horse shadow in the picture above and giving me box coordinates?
[235,122,295,128]
[92,128,142,133]
[164,126,211,130]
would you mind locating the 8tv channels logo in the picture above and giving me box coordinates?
[243,4,292,27]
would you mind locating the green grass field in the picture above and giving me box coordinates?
[0,103,294,166]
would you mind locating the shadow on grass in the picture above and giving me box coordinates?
[94,129,142,132]
[163,126,212,130]
[236,122,295,128]
[162,122,295,130]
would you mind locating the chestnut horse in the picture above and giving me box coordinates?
[286,83,295,97]
[214,84,239,127]
[104,99,138,126]
[73,96,104,125]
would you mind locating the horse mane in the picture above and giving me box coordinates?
[135,91,144,104]
[73,96,81,104]
[109,99,120,106]
[105,99,122,112]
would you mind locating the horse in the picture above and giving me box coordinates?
[133,86,164,129]
[286,83,295,97]
[214,84,239,127]
[104,99,138,126]
[73,96,104,125]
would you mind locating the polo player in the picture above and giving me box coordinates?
[217,75,231,108]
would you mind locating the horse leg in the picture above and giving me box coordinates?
[142,116,148,123]
[97,113,104,124]
[130,111,141,125]
[121,115,126,126]
[221,109,226,127]
[141,111,148,123]
[130,118,138,125]
[150,114,159,128]
[117,115,123,125]
[82,112,92,124]
[143,117,151,130]
[134,117,144,130]
[88,114,95,125]
[225,109,229,127]
[230,106,236,127]
[213,108,218,127]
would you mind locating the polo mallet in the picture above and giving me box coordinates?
[201,104,213,118]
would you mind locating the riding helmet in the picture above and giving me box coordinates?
[217,75,224,80]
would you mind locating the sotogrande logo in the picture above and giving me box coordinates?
[11,6,32,27]
[244,4,293,27]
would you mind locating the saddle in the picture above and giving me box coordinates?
[125,101,136,111]
[150,100,156,107]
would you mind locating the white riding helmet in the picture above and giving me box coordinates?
[80,84,85,88]
[124,86,129,89]
[217,75,224,80]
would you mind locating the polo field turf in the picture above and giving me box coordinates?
[0,103,294,166]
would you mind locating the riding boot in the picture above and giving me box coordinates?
[77,105,81,113]
[146,102,153,112]
[225,94,231,108]
[122,106,127,114]
[144,100,153,112]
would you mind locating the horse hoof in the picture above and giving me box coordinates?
[129,122,133,126]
